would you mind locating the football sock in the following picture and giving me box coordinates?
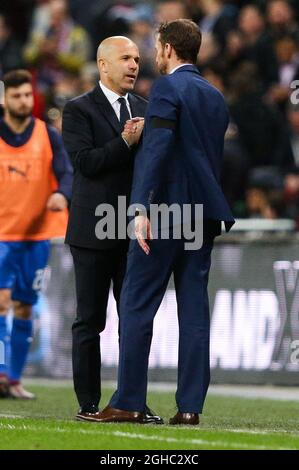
[0,316,9,376]
[9,318,33,382]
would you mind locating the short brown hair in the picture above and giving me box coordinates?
[3,70,33,90]
[158,19,202,64]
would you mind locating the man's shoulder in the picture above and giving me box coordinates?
[45,122,62,146]
[150,75,176,96]
[129,92,148,105]
[197,75,227,104]
[174,69,226,104]
[64,89,95,112]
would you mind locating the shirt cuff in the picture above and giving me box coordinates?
[122,135,131,148]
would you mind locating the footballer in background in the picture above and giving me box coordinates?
[0,69,72,399]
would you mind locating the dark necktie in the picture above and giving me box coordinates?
[118,97,130,130]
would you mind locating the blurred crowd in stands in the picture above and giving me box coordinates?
[2,0,299,225]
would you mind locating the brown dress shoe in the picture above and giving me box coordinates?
[90,405,145,423]
[169,412,199,425]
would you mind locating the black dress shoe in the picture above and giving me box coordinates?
[75,405,100,422]
[144,406,164,424]
[169,412,199,425]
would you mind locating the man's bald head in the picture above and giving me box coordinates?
[96,36,140,96]
[97,36,136,61]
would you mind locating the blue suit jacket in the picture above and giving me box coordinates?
[131,65,235,232]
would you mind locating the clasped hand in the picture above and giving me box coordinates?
[122,117,144,146]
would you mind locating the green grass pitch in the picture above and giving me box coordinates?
[0,382,299,450]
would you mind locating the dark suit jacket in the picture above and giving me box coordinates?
[131,65,235,232]
[62,84,147,249]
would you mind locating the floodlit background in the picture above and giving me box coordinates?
[1,0,299,385]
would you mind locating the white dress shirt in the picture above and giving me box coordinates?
[99,81,132,120]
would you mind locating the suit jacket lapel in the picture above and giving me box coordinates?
[92,85,144,132]
[92,85,121,133]
[128,94,142,118]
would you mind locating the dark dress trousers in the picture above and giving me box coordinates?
[62,84,147,408]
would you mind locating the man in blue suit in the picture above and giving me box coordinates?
[96,19,235,425]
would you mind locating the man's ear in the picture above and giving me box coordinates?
[98,58,107,74]
[165,43,172,59]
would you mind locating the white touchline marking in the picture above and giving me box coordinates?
[218,428,299,436]
[0,414,24,419]
[166,426,299,436]
[1,415,299,437]
[111,431,269,449]
[0,423,297,450]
